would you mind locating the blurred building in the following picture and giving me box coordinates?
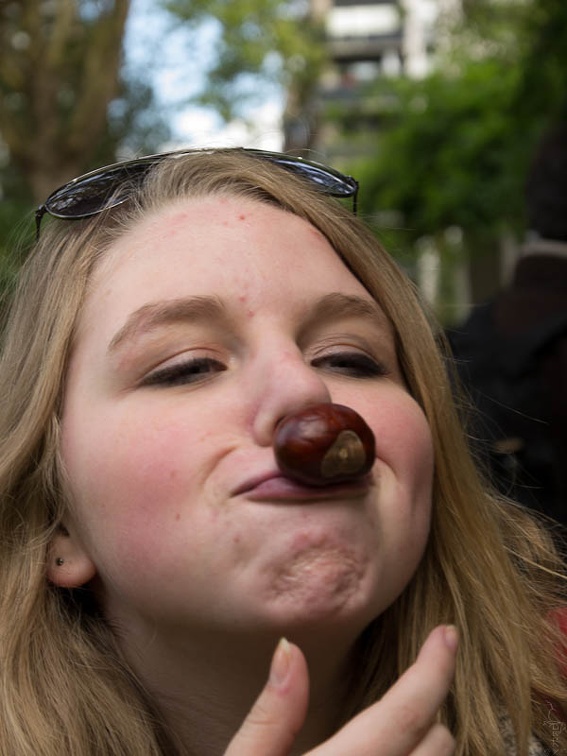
[283,0,510,316]
[284,0,453,162]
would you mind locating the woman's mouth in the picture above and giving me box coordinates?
[234,471,373,502]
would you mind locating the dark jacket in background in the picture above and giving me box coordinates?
[448,123,567,538]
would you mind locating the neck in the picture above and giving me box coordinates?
[123,627,357,755]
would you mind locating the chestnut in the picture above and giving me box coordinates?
[273,403,375,486]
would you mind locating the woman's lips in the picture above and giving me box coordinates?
[234,471,372,501]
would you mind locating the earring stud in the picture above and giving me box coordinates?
[55,557,65,566]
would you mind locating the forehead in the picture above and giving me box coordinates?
[88,196,370,300]
[65,197,400,370]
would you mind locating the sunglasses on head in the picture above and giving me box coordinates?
[34,148,359,240]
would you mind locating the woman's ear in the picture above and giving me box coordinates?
[47,523,97,588]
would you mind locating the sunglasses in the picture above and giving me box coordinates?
[34,148,359,239]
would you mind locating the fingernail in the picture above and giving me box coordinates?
[269,637,291,687]
[444,624,459,652]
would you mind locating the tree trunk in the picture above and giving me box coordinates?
[0,0,131,202]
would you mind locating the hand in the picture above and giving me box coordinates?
[225,625,458,756]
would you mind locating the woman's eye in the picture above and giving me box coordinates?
[311,351,388,378]
[142,357,227,387]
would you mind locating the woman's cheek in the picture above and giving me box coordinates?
[366,391,434,491]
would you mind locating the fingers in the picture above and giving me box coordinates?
[305,624,458,756]
[410,722,455,756]
[224,638,309,756]
[225,625,457,756]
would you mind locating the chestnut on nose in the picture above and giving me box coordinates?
[273,403,375,486]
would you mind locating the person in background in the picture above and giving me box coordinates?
[0,148,565,755]
[448,123,567,539]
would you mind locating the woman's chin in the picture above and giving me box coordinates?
[250,548,381,639]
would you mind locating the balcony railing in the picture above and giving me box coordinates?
[327,32,403,61]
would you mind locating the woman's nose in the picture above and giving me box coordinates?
[251,347,332,447]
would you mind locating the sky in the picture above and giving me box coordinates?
[124,0,284,151]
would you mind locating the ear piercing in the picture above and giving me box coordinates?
[55,557,65,566]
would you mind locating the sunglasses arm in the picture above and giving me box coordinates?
[34,207,48,241]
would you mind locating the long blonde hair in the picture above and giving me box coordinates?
[1,150,565,755]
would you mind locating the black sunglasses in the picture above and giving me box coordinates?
[34,148,359,239]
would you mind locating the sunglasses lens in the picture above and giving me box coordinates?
[264,156,358,199]
[299,166,355,195]
[45,162,153,218]
[40,150,358,229]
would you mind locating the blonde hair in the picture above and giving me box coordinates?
[0,150,565,755]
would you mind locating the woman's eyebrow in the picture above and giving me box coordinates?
[303,293,390,332]
[107,296,228,354]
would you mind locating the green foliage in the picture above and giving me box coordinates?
[0,0,133,197]
[513,0,567,120]
[0,0,326,301]
[354,59,534,242]
[459,0,567,120]
[0,0,166,298]
[345,0,567,256]
[95,74,173,166]
[0,192,35,318]
[161,0,325,120]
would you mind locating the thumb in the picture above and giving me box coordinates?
[224,638,310,756]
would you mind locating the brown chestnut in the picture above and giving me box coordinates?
[273,403,375,486]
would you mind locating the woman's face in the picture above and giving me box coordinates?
[57,195,434,649]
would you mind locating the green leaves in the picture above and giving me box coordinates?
[347,0,567,248]
[355,60,519,240]
[160,0,324,120]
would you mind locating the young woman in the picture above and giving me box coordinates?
[0,148,565,755]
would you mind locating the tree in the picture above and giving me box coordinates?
[356,59,527,241]
[456,0,567,122]
[0,0,133,201]
[161,0,325,123]
[0,0,324,205]
[343,0,567,309]
[0,0,326,301]
[0,0,175,301]
[0,0,326,207]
